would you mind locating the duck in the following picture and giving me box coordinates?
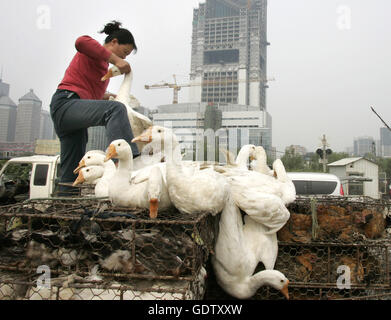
[102,66,152,153]
[132,126,230,216]
[250,146,274,176]
[105,139,171,219]
[212,195,289,299]
[72,166,109,198]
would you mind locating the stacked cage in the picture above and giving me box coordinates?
[0,199,215,300]
[256,196,391,300]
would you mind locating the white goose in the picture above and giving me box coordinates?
[132,126,230,216]
[74,145,164,179]
[250,146,274,176]
[213,159,295,234]
[73,150,116,183]
[242,215,279,270]
[102,67,152,153]
[105,139,171,219]
[220,144,280,269]
[212,195,289,299]
[73,166,109,198]
[221,144,256,169]
[222,145,286,270]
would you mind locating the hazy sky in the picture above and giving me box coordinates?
[0,0,390,155]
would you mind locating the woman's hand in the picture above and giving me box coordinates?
[109,53,131,74]
[103,92,117,100]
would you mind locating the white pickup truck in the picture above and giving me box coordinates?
[0,155,61,203]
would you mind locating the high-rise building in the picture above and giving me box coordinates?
[86,126,109,152]
[0,79,17,142]
[153,0,271,162]
[285,145,307,157]
[353,136,375,157]
[189,0,268,110]
[15,89,42,143]
[380,127,391,157]
[40,110,55,140]
[153,102,272,161]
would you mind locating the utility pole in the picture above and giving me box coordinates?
[316,135,332,172]
[321,134,327,173]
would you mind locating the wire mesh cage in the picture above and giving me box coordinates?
[0,199,214,300]
[2,195,391,300]
[255,196,391,300]
[205,196,391,300]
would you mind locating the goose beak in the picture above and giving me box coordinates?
[73,159,86,174]
[105,144,118,161]
[250,155,256,161]
[101,66,122,81]
[73,171,85,186]
[280,280,289,300]
[149,198,159,219]
[132,128,153,143]
[273,170,277,178]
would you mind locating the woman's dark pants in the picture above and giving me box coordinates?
[50,89,139,196]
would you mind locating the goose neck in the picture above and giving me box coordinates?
[163,142,181,165]
[236,148,251,167]
[116,73,132,99]
[248,270,277,292]
[118,156,133,172]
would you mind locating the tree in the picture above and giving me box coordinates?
[281,151,351,173]
[376,157,391,180]
[281,152,305,172]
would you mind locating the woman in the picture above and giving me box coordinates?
[50,21,139,196]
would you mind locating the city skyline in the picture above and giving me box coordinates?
[0,80,55,144]
[2,74,389,155]
[0,0,390,154]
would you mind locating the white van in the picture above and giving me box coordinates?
[287,172,344,196]
[0,155,60,201]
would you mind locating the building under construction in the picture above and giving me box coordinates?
[152,0,272,161]
[189,0,268,111]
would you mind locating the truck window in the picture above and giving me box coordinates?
[56,163,61,178]
[311,181,337,194]
[292,180,337,195]
[34,164,49,186]
[1,163,32,182]
[292,181,310,194]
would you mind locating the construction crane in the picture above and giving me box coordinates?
[145,76,275,104]
[145,75,190,104]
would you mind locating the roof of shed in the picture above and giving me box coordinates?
[328,157,377,167]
